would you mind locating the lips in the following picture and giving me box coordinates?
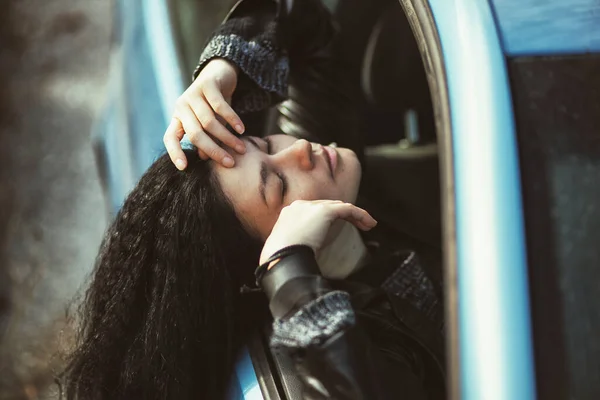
[322,146,338,178]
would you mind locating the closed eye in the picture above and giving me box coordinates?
[277,172,287,200]
[264,136,273,154]
[264,137,288,201]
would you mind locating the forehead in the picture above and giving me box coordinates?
[211,137,272,238]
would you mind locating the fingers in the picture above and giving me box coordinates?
[203,81,245,134]
[198,148,209,160]
[163,118,188,170]
[287,200,378,231]
[188,95,246,155]
[165,58,245,169]
[329,202,378,231]
[165,86,245,168]
[177,104,235,167]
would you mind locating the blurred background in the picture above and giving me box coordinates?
[0,1,233,398]
[0,1,109,398]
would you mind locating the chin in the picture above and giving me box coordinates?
[339,146,359,163]
[338,148,362,202]
[340,148,362,175]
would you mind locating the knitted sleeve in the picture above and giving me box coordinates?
[270,291,356,349]
[192,0,335,114]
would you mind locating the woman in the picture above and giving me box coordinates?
[62,0,445,399]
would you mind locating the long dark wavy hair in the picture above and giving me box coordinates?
[61,149,266,399]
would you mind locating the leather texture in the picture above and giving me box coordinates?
[260,249,328,319]
[260,249,445,399]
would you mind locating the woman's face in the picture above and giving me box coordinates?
[212,134,362,240]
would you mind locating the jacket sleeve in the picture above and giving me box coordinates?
[193,0,333,113]
[260,248,430,400]
[193,0,362,154]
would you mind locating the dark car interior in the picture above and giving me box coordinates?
[172,0,444,398]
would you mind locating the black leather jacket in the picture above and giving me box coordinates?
[195,1,446,398]
[258,244,445,400]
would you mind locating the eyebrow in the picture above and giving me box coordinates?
[245,137,269,207]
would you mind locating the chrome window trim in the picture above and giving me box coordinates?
[427,0,537,399]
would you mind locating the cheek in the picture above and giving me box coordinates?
[284,152,362,203]
[257,211,283,241]
[288,179,344,203]
[288,178,329,201]
[339,155,362,202]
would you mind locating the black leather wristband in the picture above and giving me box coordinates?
[255,245,316,287]
[257,245,319,299]
[257,245,332,319]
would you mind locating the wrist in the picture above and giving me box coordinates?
[256,245,331,319]
[213,57,240,76]
[257,246,319,297]
[195,57,239,84]
[258,244,313,272]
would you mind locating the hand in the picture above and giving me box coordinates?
[163,58,246,170]
[260,200,377,265]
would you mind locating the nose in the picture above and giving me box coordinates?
[276,138,314,170]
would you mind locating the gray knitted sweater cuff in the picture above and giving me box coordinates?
[270,291,356,349]
[196,34,289,114]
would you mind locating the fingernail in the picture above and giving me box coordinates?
[223,156,234,167]
[235,124,244,134]
[364,217,377,226]
[235,143,246,153]
[175,159,186,170]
